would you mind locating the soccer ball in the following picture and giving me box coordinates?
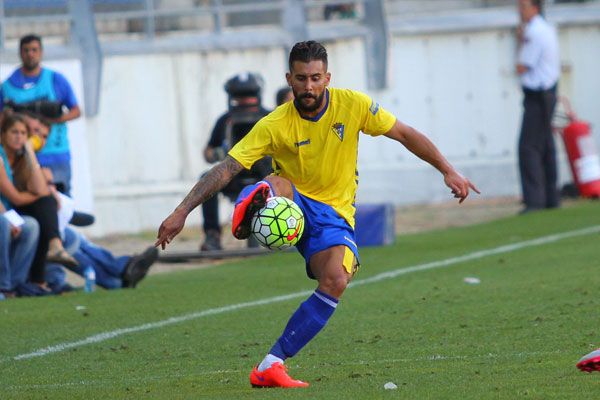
[251,196,305,251]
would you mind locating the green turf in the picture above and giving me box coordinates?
[1,200,599,399]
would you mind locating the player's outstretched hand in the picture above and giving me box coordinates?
[444,171,480,204]
[155,208,187,250]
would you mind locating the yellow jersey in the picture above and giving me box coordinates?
[228,87,396,228]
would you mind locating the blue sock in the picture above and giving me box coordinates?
[269,289,339,360]
[235,180,274,206]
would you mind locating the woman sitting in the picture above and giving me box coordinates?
[0,113,77,290]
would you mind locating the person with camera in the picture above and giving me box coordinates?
[0,34,81,196]
[199,72,271,251]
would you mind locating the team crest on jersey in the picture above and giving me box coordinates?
[369,100,380,115]
[331,122,344,141]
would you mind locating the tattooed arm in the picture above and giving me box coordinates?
[155,156,244,249]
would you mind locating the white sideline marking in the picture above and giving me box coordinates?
[5,225,600,363]
[349,224,600,289]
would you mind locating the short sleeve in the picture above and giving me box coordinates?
[52,72,78,108]
[355,91,396,136]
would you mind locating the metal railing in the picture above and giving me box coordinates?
[0,0,381,117]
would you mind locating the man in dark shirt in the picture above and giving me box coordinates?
[200,73,271,251]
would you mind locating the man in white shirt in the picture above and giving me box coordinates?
[516,0,560,213]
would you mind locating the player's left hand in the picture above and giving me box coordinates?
[444,171,480,204]
[155,208,187,250]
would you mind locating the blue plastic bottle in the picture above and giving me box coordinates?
[84,266,96,293]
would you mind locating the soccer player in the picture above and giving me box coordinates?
[156,40,479,388]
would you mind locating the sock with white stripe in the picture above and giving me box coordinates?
[260,289,338,370]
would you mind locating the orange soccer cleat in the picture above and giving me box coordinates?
[231,182,270,240]
[577,348,600,372]
[250,362,309,388]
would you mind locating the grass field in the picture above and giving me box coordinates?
[1,200,599,399]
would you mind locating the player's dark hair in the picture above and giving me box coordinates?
[19,34,42,50]
[288,41,328,71]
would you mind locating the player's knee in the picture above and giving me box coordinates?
[264,176,293,198]
[319,275,348,299]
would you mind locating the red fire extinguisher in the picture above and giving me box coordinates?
[555,97,600,198]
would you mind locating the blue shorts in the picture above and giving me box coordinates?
[291,185,359,279]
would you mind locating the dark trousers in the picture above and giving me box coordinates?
[16,195,60,284]
[518,85,559,209]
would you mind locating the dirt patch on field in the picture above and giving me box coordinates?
[393,196,522,234]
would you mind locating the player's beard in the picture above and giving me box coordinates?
[294,90,325,113]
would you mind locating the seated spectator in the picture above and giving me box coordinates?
[17,112,53,185]
[0,202,39,299]
[20,112,93,230]
[45,226,159,292]
[15,112,144,294]
[0,113,76,293]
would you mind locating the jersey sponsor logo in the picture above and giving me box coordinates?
[332,122,344,141]
[294,139,311,147]
[369,100,379,115]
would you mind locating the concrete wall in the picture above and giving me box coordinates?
[87,22,600,236]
